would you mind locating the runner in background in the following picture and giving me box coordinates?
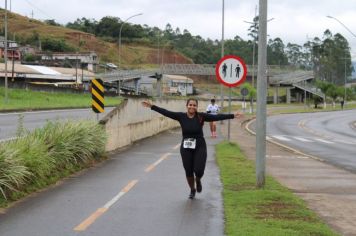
[206,99,220,138]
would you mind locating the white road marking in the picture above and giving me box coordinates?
[314,138,334,144]
[336,140,356,145]
[272,136,291,141]
[294,137,313,142]
[103,180,138,209]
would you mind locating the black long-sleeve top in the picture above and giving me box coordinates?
[151,105,234,139]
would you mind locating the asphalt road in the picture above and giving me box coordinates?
[0,127,224,236]
[0,107,115,141]
[258,110,356,172]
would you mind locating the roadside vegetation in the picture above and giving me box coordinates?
[0,120,107,207]
[216,141,339,236]
[0,88,122,111]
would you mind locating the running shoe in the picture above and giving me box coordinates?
[189,189,196,199]
[196,180,202,193]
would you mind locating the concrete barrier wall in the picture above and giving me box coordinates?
[100,98,210,152]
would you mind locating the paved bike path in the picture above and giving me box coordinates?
[0,127,224,236]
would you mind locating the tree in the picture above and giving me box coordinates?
[267,37,288,65]
[241,83,256,113]
[315,80,331,108]
[247,16,259,42]
[306,30,352,84]
[286,43,303,66]
[44,19,61,26]
[326,83,339,107]
[95,16,121,38]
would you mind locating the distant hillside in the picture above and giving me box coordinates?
[0,9,192,69]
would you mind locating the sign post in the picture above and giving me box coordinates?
[91,78,105,120]
[241,87,249,113]
[215,55,247,141]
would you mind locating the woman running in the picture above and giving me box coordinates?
[206,99,220,137]
[142,98,241,199]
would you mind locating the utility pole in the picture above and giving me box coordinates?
[75,52,78,85]
[256,0,268,188]
[4,0,8,103]
[220,0,225,123]
[252,5,257,89]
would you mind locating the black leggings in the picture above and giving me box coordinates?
[180,138,207,178]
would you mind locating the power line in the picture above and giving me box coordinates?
[24,0,53,19]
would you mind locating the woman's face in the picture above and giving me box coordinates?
[186,100,198,114]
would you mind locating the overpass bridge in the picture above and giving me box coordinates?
[95,64,218,96]
[94,64,324,102]
[269,70,324,103]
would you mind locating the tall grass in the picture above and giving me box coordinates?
[0,120,107,203]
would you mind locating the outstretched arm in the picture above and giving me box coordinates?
[203,111,243,122]
[141,101,181,121]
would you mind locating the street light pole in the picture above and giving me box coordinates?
[344,50,347,106]
[244,16,274,89]
[118,13,143,69]
[327,16,356,38]
[220,0,225,117]
[256,0,268,188]
[4,0,8,103]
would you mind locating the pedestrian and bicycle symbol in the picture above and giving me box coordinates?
[215,55,247,87]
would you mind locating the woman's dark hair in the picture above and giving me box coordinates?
[186,98,198,106]
[186,98,204,126]
[211,99,215,103]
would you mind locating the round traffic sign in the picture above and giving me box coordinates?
[215,55,247,87]
[241,87,249,96]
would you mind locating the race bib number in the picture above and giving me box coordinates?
[183,138,196,149]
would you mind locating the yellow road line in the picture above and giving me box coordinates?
[74,208,108,231]
[145,153,171,172]
[74,180,138,232]
[173,143,181,150]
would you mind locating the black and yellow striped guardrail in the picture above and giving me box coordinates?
[91,78,104,113]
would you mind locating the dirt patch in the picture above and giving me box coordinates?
[255,201,316,222]
[226,184,256,191]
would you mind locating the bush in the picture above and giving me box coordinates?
[23,54,40,62]
[41,37,76,52]
[0,146,31,199]
[0,120,107,201]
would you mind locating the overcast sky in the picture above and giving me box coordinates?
[6,0,356,59]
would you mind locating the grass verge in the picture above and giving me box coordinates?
[0,87,122,111]
[216,141,339,236]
